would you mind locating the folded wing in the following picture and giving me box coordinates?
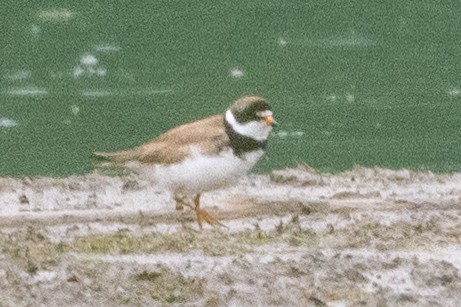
[94,114,229,165]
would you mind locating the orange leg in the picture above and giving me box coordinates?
[193,194,227,229]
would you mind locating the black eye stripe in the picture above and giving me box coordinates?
[233,101,272,123]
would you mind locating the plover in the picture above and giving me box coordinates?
[94,95,276,228]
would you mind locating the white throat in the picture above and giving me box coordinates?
[225,109,272,141]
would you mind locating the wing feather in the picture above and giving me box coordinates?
[94,114,229,165]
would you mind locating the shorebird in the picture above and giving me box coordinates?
[94,95,276,228]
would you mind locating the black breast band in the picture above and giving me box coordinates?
[224,120,267,157]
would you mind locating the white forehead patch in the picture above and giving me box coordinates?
[225,110,272,141]
[257,110,273,118]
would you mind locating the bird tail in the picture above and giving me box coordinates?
[93,149,139,163]
[93,151,118,161]
[92,150,139,176]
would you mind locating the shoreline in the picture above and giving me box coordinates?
[1,165,461,306]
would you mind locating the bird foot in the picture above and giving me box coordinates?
[195,207,228,230]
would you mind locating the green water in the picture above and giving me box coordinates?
[1,1,460,177]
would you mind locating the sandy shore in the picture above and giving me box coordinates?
[1,165,461,306]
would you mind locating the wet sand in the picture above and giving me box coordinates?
[1,165,461,306]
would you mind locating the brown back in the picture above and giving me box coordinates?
[101,114,229,165]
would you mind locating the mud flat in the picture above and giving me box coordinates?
[1,165,461,306]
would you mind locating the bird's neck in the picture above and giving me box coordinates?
[224,110,268,156]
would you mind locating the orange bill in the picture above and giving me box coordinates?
[264,115,277,126]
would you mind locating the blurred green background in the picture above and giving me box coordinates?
[1,1,460,177]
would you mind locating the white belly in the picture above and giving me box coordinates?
[150,148,264,194]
